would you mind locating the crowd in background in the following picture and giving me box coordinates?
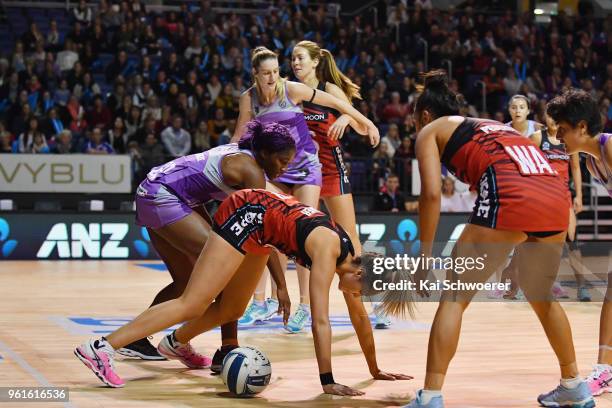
[0,0,610,195]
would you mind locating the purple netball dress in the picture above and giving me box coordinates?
[135,144,254,229]
[588,133,612,197]
[250,83,322,186]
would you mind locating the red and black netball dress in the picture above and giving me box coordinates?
[302,82,351,197]
[538,128,571,191]
[442,118,570,232]
[213,189,354,267]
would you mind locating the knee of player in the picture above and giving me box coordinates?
[177,297,210,321]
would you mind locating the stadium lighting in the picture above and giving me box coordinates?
[534,8,544,14]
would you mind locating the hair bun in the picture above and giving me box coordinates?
[422,69,449,91]
[251,46,270,58]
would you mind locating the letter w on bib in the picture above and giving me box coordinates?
[504,145,557,176]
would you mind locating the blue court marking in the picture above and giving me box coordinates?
[136,262,298,272]
[135,263,168,272]
[50,315,428,336]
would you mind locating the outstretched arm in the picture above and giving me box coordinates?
[325,83,368,139]
[343,293,413,380]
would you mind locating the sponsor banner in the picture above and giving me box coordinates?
[0,154,131,193]
[0,213,469,260]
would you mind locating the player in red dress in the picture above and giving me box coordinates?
[75,189,412,395]
[403,71,594,408]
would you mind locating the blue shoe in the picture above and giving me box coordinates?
[403,390,444,407]
[577,287,591,302]
[537,381,595,407]
[284,304,310,333]
[373,304,391,329]
[238,301,268,325]
[262,298,279,320]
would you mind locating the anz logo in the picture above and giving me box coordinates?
[37,223,129,259]
[357,219,466,257]
[0,218,18,257]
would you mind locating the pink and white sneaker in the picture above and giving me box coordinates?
[74,338,124,388]
[586,364,612,396]
[157,333,212,369]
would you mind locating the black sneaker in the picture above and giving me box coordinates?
[210,345,239,374]
[116,337,166,360]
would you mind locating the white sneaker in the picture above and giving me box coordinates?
[262,298,279,320]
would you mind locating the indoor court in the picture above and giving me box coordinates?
[0,259,610,408]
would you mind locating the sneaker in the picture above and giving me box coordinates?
[537,381,595,407]
[284,303,311,333]
[488,289,506,299]
[552,282,570,299]
[262,298,280,320]
[157,333,212,369]
[578,287,592,302]
[403,390,445,407]
[586,364,612,397]
[116,337,166,360]
[210,344,239,374]
[238,300,268,326]
[373,304,391,329]
[74,338,124,388]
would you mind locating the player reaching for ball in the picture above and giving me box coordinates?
[74,188,412,395]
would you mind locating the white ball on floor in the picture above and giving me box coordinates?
[221,346,271,396]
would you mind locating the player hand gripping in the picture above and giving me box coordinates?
[327,115,351,141]
[322,383,365,396]
[366,122,380,147]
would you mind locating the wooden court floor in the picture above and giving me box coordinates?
[0,260,610,408]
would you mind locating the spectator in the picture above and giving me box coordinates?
[381,123,402,155]
[125,106,142,141]
[0,122,13,153]
[217,119,236,146]
[140,132,166,174]
[440,176,464,212]
[208,107,227,144]
[72,0,93,26]
[46,20,61,52]
[372,174,408,212]
[41,108,65,138]
[67,95,87,134]
[28,132,50,154]
[107,116,129,153]
[192,119,211,152]
[161,115,191,157]
[17,117,43,153]
[56,40,79,73]
[106,51,130,82]
[84,127,114,154]
[87,95,112,130]
[52,129,74,154]
[382,91,409,124]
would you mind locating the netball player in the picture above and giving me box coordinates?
[547,88,612,397]
[291,40,390,328]
[117,120,295,370]
[74,189,411,395]
[500,94,545,299]
[231,46,380,333]
[403,71,593,408]
[530,114,591,302]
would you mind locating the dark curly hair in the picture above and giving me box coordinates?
[237,120,296,154]
[546,88,602,136]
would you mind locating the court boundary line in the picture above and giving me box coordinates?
[0,338,76,408]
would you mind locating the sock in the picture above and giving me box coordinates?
[254,299,265,307]
[419,389,442,404]
[220,344,237,352]
[299,303,310,312]
[560,376,582,389]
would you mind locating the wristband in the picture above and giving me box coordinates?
[319,372,335,385]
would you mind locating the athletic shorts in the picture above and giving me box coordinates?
[135,180,193,229]
[469,163,570,233]
[274,150,322,186]
[212,201,271,256]
[319,145,351,197]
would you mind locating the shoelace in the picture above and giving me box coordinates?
[586,366,607,381]
[291,307,309,325]
[177,342,201,360]
[242,302,259,317]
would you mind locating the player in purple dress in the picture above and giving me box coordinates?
[116,120,295,372]
[231,46,380,333]
[548,88,612,398]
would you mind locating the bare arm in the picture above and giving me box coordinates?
[528,130,542,146]
[569,153,583,213]
[325,83,368,138]
[416,122,442,258]
[287,81,379,146]
[231,91,254,143]
[266,250,290,324]
[221,154,266,189]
